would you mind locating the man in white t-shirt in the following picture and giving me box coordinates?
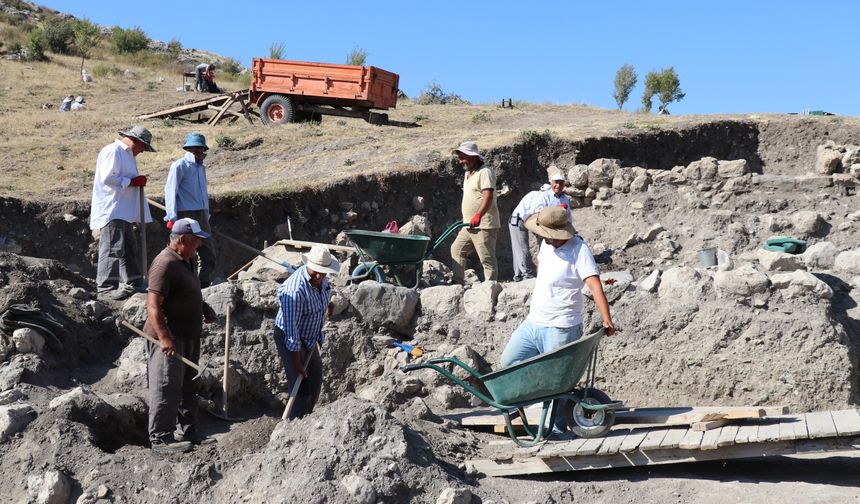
[499,205,615,434]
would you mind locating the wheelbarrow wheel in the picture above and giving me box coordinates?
[352,263,385,283]
[564,388,615,439]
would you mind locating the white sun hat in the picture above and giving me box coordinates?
[302,245,341,274]
[452,141,485,161]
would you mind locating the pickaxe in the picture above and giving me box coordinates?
[121,320,211,381]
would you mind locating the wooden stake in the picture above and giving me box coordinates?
[222,303,233,414]
[139,187,147,281]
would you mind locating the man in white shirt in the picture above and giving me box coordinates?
[509,170,572,281]
[500,205,615,433]
[89,126,155,300]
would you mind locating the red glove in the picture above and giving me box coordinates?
[469,213,482,227]
[129,175,147,187]
[166,220,174,230]
[559,203,569,210]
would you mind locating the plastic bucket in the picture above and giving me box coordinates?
[698,247,718,268]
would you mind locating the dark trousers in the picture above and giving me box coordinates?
[147,337,200,441]
[176,210,216,287]
[272,327,322,419]
[96,220,142,293]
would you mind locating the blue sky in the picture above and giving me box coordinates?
[41,1,860,115]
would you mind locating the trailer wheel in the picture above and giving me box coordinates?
[260,95,295,125]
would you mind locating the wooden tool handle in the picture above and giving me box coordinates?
[120,319,200,371]
[281,343,318,420]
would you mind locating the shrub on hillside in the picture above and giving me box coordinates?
[221,57,243,76]
[111,26,149,54]
[26,29,47,61]
[416,82,469,105]
[167,38,182,56]
[43,18,74,54]
[92,63,122,78]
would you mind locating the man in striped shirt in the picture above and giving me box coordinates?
[273,245,340,419]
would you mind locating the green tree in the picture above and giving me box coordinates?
[642,67,685,113]
[26,29,46,61]
[221,57,243,76]
[613,64,637,110]
[43,18,74,54]
[72,18,101,78]
[269,42,285,59]
[111,26,149,54]
[346,47,367,66]
[167,38,182,56]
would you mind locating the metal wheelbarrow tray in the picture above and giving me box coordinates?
[404,328,623,446]
[345,221,467,287]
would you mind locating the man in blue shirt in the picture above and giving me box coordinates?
[164,132,215,287]
[273,245,340,419]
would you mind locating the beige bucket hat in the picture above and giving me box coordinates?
[118,125,156,152]
[524,206,575,240]
[302,245,341,274]
[452,141,485,161]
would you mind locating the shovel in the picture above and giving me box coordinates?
[145,198,295,273]
[281,342,321,420]
[120,320,212,381]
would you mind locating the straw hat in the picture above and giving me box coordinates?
[524,206,575,240]
[302,245,341,274]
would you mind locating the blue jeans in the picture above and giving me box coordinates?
[500,319,584,432]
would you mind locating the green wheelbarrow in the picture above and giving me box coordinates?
[403,328,623,446]
[345,221,468,288]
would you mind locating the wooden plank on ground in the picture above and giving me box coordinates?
[618,429,650,452]
[692,419,728,431]
[755,420,781,443]
[615,406,787,427]
[830,409,860,436]
[717,425,739,447]
[535,437,590,458]
[597,429,630,456]
[734,422,759,444]
[660,428,687,449]
[575,436,605,456]
[699,428,722,450]
[777,416,798,441]
[791,414,809,440]
[805,411,839,439]
[638,429,669,451]
[679,429,704,450]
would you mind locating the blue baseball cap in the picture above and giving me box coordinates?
[183,132,209,151]
[171,218,210,239]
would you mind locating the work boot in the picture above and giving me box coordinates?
[175,428,215,446]
[150,436,192,454]
[97,284,134,302]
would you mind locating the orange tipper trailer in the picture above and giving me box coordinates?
[250,58,399,124]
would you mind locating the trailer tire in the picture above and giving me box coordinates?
[260,95,295,125]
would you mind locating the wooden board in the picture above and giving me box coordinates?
[805,411,839,439]
[678,429,704,450]
[716,425,740,447]
[699,427,722,450]
[777,416,798,441]
[597,429,630,456]
[734,422,759,444]
[791,414,809,440]
[660,428,687,449]
[638,429,669,451]
[618,429,650,452]
[755,420,782,443]
[692,419,728,431]
[830,409,860,437]
[575,436,605,456]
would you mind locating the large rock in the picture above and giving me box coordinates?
[419,285,463,319]
[790,210,824,236]
[757,249,805,271]
[717,159,750,178]
[802,241,838,270]
[27,470,70,504]
[114,338,147,389]
[684,157,719,179]
[203,282,241,317]
[0,335,11,363]
[398,215,432,237]
[436,487,473,504]
[584,271,633,303]
[638,269,661,293]
[0,361,24,392]
[567,164,589,188]
[12,328,44,355]
[462,281,502,320]
[816,141,843,175]
[611,169,636,193]
[496,278,536,314]
[629,174,651,192]
[350,282,419,333]
[713,264,769,297]
[658,266,706,300]
[421,259,453,287]
[834,249,860,274]
[341,474,376,504]
[120,293,148,327]
[770,271,833,300]
[0,403,35,442]
[586,158,619,189]
[240,280,280,311]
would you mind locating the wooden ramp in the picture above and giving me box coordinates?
[464,409,860,477]
[136,90,255,125]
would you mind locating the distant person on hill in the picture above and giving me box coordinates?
[195,62,219,93]
[71,95,86,111]
[499,205,616,435]
[89,126,155,301]
[164,132,215,288]
[509,168,573,281]
[450,141,500,283]
[58,95,73,112]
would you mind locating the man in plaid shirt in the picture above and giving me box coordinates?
[273,245,340,419]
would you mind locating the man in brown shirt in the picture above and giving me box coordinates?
[450,141,500,283]
[144,218,216,454]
